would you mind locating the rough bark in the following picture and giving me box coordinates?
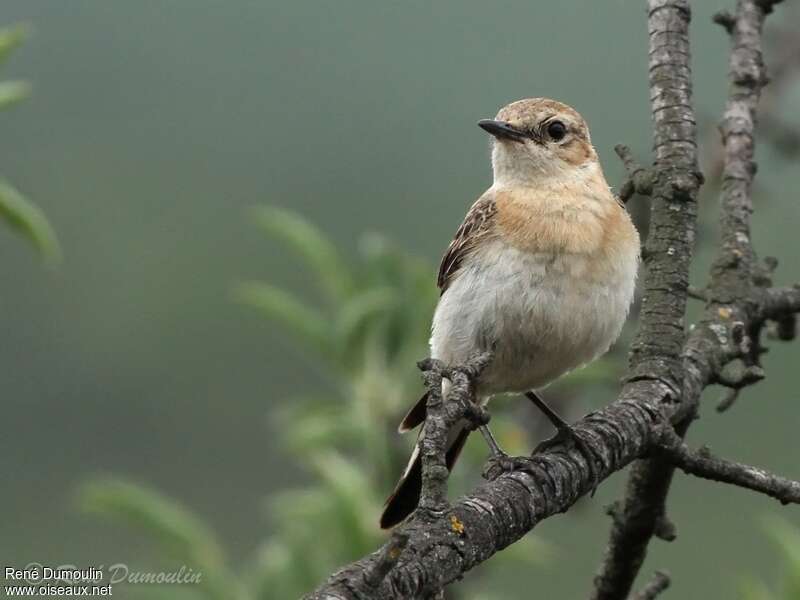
[592,1,788,598]
[304,1,797,598]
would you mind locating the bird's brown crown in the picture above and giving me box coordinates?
[494,98,595,167]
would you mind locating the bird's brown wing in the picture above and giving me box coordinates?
[437,193,498,294]
[396,195,496,431]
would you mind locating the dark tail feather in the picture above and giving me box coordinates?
[379,450,422,529]
[398,392,428,433]
[379,426,470,529]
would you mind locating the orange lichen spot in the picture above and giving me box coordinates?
[388,547,402,560]
[718,307,732,319]
[450,514,465,535]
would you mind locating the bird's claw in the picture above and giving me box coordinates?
[533,425,577,454]
[534,425,600,496]
[480,422,600,495]
[482,453,540,481]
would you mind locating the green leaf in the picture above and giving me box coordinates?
[332,287,396,356]
[283,408,353,453]
[251,206,353,301]
[77,479,243,600]
[764,516,800,574]
[763,516,800,598]
[308,452,379,552]
[0,24,28,66]
[0,179,61,263]
[495,534,553,566]
[739,577,776,600]
[0,80,31,109]
[78,479,225,568]
[249,541,298,600]
[234,281,331,355]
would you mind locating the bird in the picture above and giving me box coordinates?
[379,98,641,529]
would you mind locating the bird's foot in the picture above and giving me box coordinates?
[482,452,540,481]
[534,424,599,496]
[481,428,600,493]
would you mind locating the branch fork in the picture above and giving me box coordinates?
[304,1,800,597]
[655,425,800,505]
[415,353,492,516]
[615,144,654,204]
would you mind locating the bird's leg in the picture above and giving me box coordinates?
[477,424,506,458]
[461,400,511,461]
[525,391,577,451]
[480,425,521,480]
[525,391,598,492]
[483,391,599,493]
[461,403,520,479]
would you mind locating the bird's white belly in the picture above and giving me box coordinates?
[430,239,637,396]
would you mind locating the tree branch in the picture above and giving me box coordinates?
[362,532,410,591]
[305,377,677,600]
[615,144,654,203]
[656,427,800,504]
[591,0,702,594]
[762,284,800,319]
[303,1,796,598]
[629,571,670,600]
[592,1,784,598]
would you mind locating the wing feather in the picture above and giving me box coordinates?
[436,193,497,294]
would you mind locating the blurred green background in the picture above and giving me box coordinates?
[2,1,799,598]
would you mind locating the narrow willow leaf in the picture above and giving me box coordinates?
[764,516,800,573]
[0,179,61,263]
[250,541,298,600]
[251,206,353,302]
[309,452,378,552]
[494,534,553,566]
[333,287,396,354]
[77,479,243,600]
[78,479,225,568]
[763,516,800,598]
[284,410,350,452]
[738,578,776,600]
[0,80,31,109]
[234,281,331,355]
[0,24,28,65]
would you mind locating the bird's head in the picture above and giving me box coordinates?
[479,98,599,186]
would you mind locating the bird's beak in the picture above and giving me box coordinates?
[477,119,526,142]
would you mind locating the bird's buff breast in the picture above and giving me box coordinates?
[430,235,638,396]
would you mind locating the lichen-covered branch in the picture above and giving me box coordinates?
[303,1,797,598]
[591,1,702,595]
[762,284,800,320]
[629,571,670,600]
[592,1,786,598]
[656,427,800,504]
[615,144,654,203]
[306,378,669,600]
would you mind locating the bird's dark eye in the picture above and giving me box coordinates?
[546,120,567,141]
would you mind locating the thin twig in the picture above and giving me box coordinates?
[615,144,654,203]
[416,354,491,516]
[687,286,709,301]
[629,571,670,600]
[592,0,785,597]
[591,1,702,596]
[716,388,740,413]
[302,1,798,597]
[762,285,800,320]
[363,532,410,589]
[657,427,800,504]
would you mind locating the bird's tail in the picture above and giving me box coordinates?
[380,402,470,529]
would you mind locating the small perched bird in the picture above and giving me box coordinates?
[380,98,640,529]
